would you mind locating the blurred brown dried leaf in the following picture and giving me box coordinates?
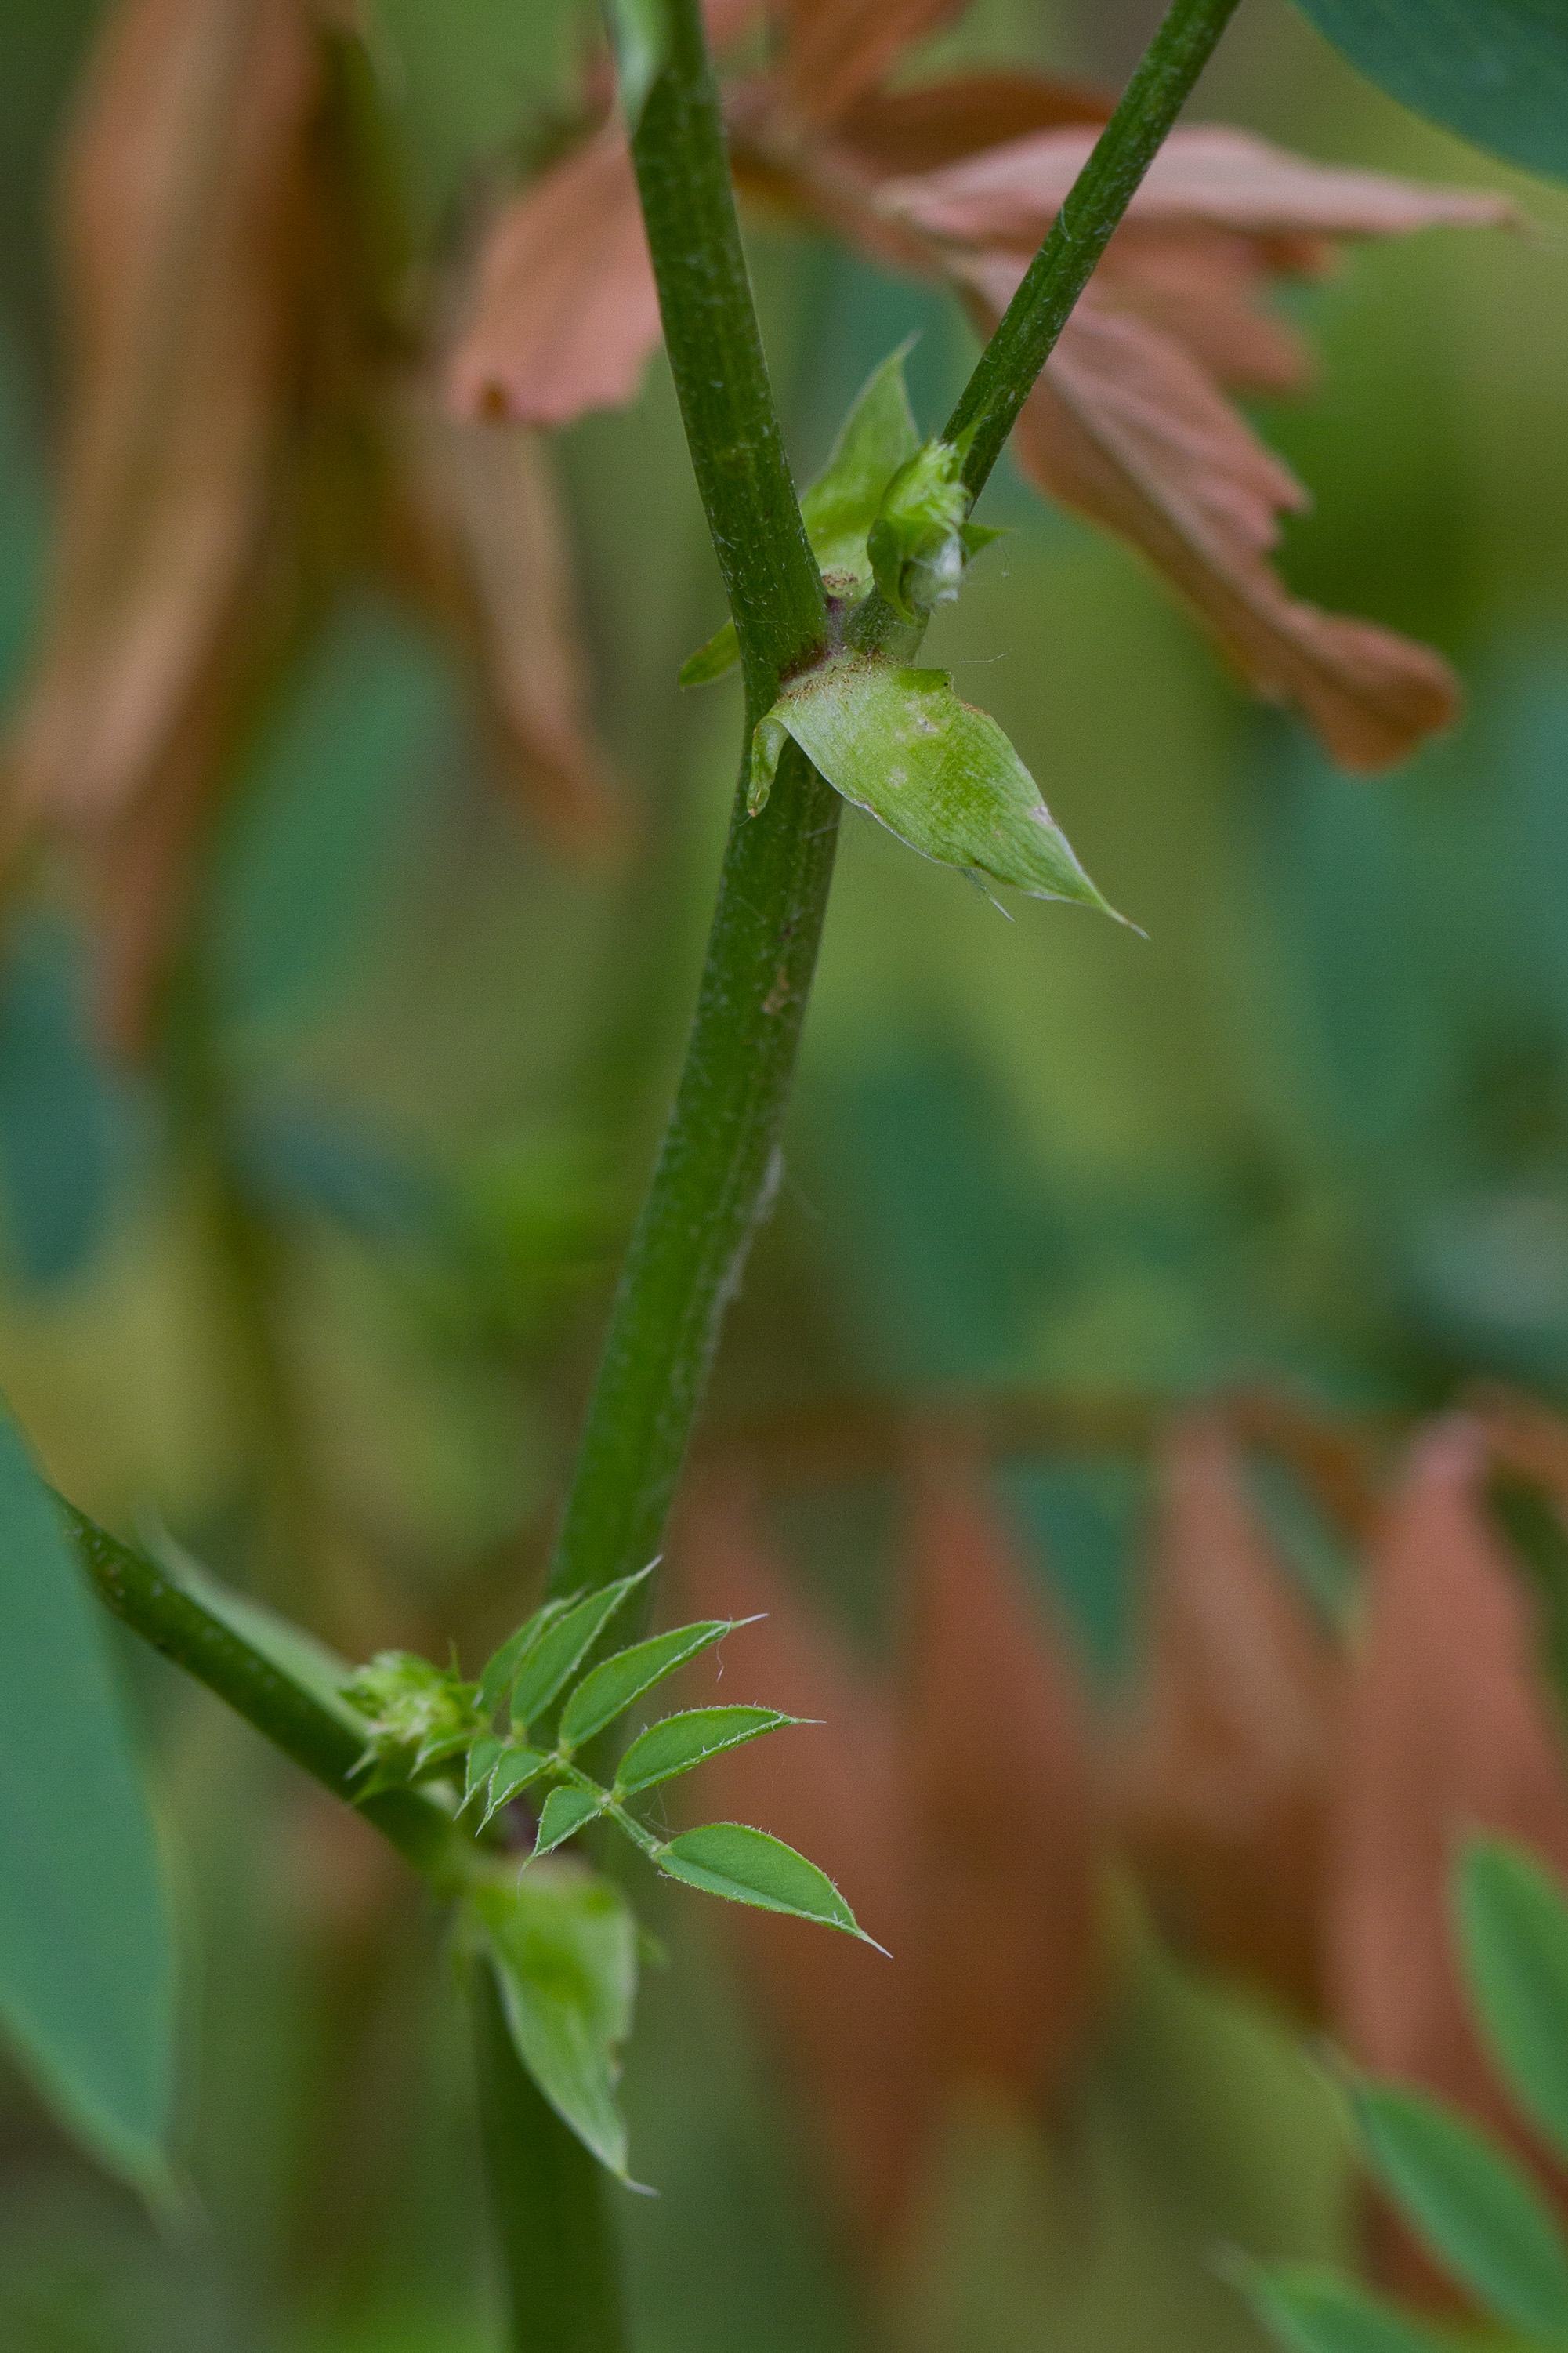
[385,392,617,847]
[1110,1414,1342,2019]
[2,0,319,865]
[451,3,1507,771]
[3,0,617,1050]
[675,1454,1103,2255]
[446,130,662,430]
[1327,1415,1568,2306]
[770,0,969,128]
[677,1471,923,2257]
[900,1443,1101,2103]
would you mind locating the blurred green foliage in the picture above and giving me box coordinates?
[3,0,1568,2347]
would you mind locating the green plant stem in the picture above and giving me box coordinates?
[943,0,1245,499]
[67,1503,462,1881]
[473,1960,628,2353]
[548,0,1244,1608]
[545,0,833,1604]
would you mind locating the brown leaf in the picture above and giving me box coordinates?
[445,129,662,430]
[1327,1416,1568,2305]
[675,1473,924,2257]
[2,0,320,852]
[386,388,618,847]
[829,71,1110,179]
[1006,289,1460,770]
[899,1445,1102,2101]
[772,0,971,128]
[878,122,1515,251]
[1110,1415,1342,2019]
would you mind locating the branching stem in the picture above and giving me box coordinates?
[547,0,1244,1608]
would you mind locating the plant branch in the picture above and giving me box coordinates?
[944,0,1245,499]
[545,0,837,1604]
[67,1503,463,1882]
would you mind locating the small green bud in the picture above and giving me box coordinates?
[342,1651,484,1780]
[867,439,974,622]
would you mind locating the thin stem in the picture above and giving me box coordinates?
[68,1503,463,1883]
[944,0,1244,499]
[473,1960,629,2353]
[545,0,835,1604]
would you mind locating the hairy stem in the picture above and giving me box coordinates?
[546,0,832,1604]
[945,0,1245,498]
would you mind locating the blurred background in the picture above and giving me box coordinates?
[4,0,1568,2347]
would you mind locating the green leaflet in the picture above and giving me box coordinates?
[532,1785,606,1859]
[1459,1837,1568,2168]
[679,343,921,686]
[558,1619,742,1750]
[749,654,1123,915]
[656,1822,882,1945]
[479,1593,577,1720]
[602,0,670,130]
[1353,2080,1568,2339]
[479,1744,552,1831]
[614,1706,796,1796]
[1231,2258,1470,2353]
[469,1865,638,2179]
[0,1408,176,2196]
[509,1564,654,1732]
[461,1734,506,1815]
[1291,0,1568,184]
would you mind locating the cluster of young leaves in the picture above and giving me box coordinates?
[682,346,1121,921]
[1237,1837,1568,2353]
[342,1561,879,2179]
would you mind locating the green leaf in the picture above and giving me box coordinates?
[0,1408,176,2195]
[1291,0,1568,183]
[679,621,739,687]
[602,0,670,130]
[798,340,921,594]
[615,1706,797,1796]
[1458,1836,1568,2167]
[479,1744,552,1830]
[532,1785,606,1859]
[509,1564,654,1733]
[461,1734,505,1814]
[1230,2257,1471,2353]
[748,654,1125,918]
[1353,2080,1568,2338]
[479,1593,578,1720]
[656,1822,881,1945]
[558,1619,744,1749]
[679,342,921,687]
[469,1865,638,2177]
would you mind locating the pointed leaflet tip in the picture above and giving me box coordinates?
[655,1821,884,1948]
[509,1561,657,1731]
[531,1784,607,1862]
[754,654,1129,919]
[559,1619,751,1749]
